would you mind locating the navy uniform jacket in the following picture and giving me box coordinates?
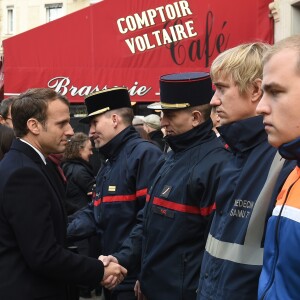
[197,116,295,300]
[67,126,163,292]
[0,139,104,300]
[140,119,232,300]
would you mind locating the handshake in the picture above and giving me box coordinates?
[99,255,127,289]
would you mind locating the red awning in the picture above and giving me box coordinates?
[0,59,4,92]
[3,0,274,103]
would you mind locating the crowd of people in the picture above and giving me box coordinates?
[0,35,300,300]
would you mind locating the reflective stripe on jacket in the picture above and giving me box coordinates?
[68,126,162,292]
[258,166,300,300]
[198,116,294,300]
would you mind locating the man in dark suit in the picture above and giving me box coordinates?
[0,88,127,300]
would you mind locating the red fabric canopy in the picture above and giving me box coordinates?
[3,0,274,103]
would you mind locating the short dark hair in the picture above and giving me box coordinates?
[186,104,212,121]
[12,88,69,138]
[0,97,16,119]
[106,107,134,126]
[0,124,15,160]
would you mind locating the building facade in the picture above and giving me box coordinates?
[1,0,300,58]
[0,0,101,57]
[0,0,299,110]
[269,0,300,41]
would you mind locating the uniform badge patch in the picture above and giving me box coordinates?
[152,205,174,218]
[160,185,172,198]
[108,186,116,192]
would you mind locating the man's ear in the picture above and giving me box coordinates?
[251,78,263,104]
[27,118,41,135]
[111,114,119,128]
[191,110,203,127]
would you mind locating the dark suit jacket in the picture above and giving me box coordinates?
[0,139,104,300]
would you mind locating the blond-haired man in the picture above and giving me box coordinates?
[197,43,294,300]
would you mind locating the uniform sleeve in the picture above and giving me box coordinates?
[113,208,144,270]
[2,166,103,286]
[196,150,231,212]
[135,143,163,199]
[67,202,98,241]
[114,143,164,270]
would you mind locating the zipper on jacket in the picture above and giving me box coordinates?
[260,176,299,299]
[143,156,175,256]
[144,157,173,220]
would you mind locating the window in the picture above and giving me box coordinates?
[7,6,14,34]
[45,3,63,22]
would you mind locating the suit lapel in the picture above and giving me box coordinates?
[12,139,67,225]
[41,162,68,225]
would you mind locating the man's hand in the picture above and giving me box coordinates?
[100,256,127,290]
[134,280,147,300]
[99,255,118,266]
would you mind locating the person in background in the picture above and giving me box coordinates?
[62,132,95,215]
[134,125,150,141]
[67,87,162,300]
[62,132,96,299]
[133,115,151,141]
[197,42,294,300]
[0,124,15,160]
[210,106,221,137]
[0,98,16,160]
[89,140,105,176]
[0,97,15,128]
[143,114,166,151]
[0,88,127,300]
[256,35,300,300]
[132,116,144,127]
